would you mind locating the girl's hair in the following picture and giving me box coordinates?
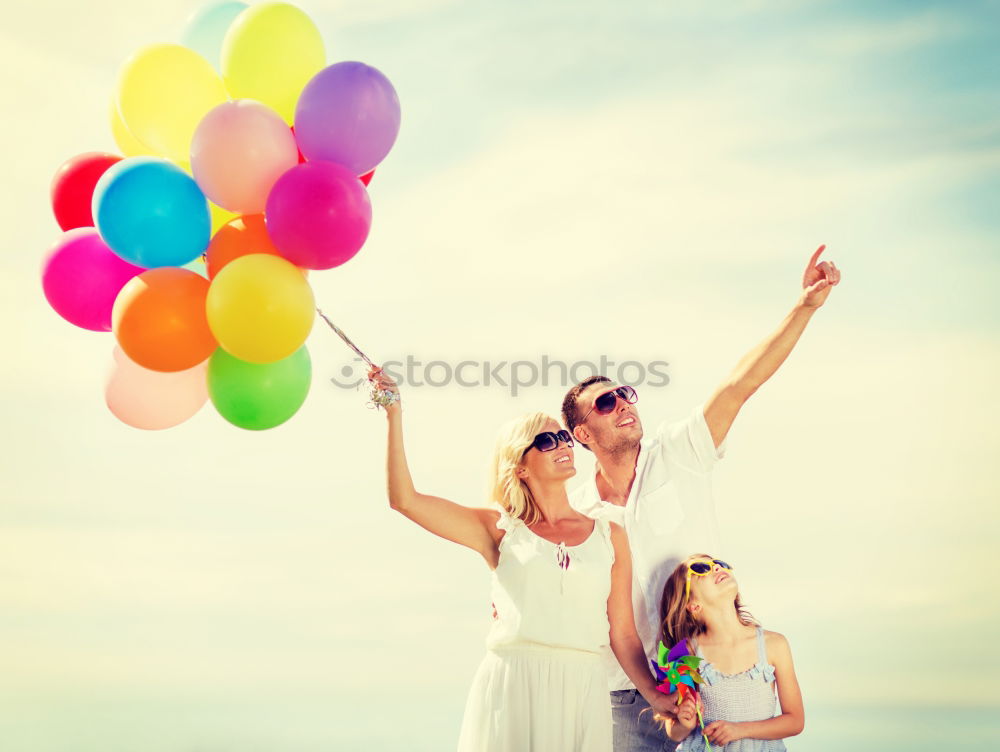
[659,553,758,647]
[488,412,552,525]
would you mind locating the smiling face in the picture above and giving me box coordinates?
[571,382,643,454]
[517,418,577,483]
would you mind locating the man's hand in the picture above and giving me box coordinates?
[647,688,681,719]
[800,244,841,308]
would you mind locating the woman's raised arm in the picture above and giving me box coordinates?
[373,366,502,566]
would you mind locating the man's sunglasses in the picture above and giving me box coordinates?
[524,430,575,454]
[685,558,733,601]
[580,385,638,424]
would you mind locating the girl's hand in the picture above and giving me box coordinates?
[704,720,745,746]
[666,695,699,741]
[368,365,401,415]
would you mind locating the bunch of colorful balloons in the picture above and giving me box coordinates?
[41,2,400,431]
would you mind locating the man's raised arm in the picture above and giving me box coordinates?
[703,245,841,448]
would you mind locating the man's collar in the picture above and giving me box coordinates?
[587,437,654,506]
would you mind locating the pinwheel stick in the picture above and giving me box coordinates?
[697,703,712,752]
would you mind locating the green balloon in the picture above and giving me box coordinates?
[208,345,311,430]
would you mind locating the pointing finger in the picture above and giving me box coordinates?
[807,244,826,269]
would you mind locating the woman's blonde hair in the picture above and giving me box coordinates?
[659,553,758,648]
[489,412,553,525]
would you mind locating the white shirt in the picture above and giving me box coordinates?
[569,403,727,691]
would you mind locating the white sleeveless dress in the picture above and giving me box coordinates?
[457,508,615,752]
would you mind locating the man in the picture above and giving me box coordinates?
[562,246,840,751]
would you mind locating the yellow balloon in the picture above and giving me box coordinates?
[206,254,315,363]
[109,98,155,156]
[221,3,325,123]
[117,44,229,163]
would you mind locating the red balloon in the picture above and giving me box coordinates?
[291,126,376,185]
[291,126,306,164]
[50,152,122,230]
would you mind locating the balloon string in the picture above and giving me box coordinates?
[315,307,399,408]
[316,307,376,368]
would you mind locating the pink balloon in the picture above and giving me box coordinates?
[104,346,209,430]
[41,228,145,331]
[265,161,372,270]
[191,100,299,214]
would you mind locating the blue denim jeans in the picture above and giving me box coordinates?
[611,689,681,752]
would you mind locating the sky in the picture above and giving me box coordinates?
[2,0,999,750]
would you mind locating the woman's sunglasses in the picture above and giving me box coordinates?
[580,385,638,423]
[524,430,575,454]
[685,558,733,601]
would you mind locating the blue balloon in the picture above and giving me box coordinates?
[93,158,211,268]
[181,1,249,69]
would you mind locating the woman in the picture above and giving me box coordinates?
[369,366,678,751]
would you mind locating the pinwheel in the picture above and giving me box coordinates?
[652,638,703,699]
[651,638,712,750]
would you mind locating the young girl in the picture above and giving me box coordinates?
[368,367,678,751]
[657,554,804,750]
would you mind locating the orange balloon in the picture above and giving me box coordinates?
[206,214,281,278]
[112,267,217,372]
[206,214,309,279]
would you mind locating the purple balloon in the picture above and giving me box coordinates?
[41,228,145,331]
[294,61,401,176]
[265,161,372,270]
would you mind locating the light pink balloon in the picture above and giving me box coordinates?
[41,228,145,332]
[104,346,209,430]
[191,100,299,214]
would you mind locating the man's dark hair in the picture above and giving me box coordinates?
[561,375,612,452]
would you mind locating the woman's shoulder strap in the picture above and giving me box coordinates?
[494,505,521,533]
[596,517,617,561]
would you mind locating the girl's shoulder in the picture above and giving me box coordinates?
[762,629,794,666]
[762,629,790,648]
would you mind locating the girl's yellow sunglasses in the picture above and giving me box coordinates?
[685,558,733,601]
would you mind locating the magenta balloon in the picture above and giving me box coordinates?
[105,346,209,430]
[41,228,145,331]
[294,61,401,175]
[265,161,372,270]
[191,99,299,214]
